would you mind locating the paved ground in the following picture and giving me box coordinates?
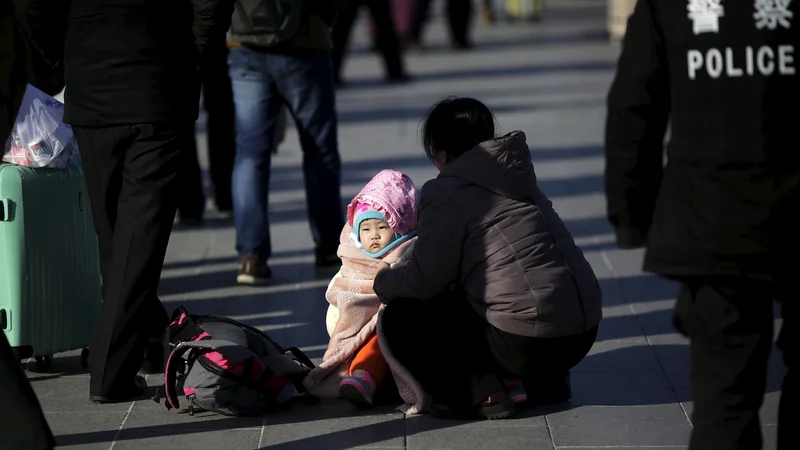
[26,1,785,449]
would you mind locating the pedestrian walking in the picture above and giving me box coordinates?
[227,1,346,285]
[332,0,410,86]
[605,1,798,449]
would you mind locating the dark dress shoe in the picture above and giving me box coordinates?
[90,376,148,404]
[430,390,516,420]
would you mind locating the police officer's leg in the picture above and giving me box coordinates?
[776,293,796,450]
[675,277,774,450]
[82,123,185,399]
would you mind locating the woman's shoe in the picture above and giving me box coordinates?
[430,390,516,420]
[339,369,376,408]
[503,378,528,404]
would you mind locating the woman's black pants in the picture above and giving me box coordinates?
[381,291,598,407]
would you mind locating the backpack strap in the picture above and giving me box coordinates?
[162,339,246,410]
[203,315,316,369]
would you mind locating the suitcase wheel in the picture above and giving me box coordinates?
[80,348,90,369]
[35,355,53,371]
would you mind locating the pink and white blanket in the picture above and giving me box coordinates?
[302,224,431,414]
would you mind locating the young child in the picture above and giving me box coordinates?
[303,169,418,407]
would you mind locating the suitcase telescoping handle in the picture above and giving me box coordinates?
[0,199,9,222]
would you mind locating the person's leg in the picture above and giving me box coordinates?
[350,334,390,384]
[176,129,205,223]
[276,49,344,265]
[480,0,495,24]
[366,0,407,80]
[73,126,126,300]
[408,0,433,45]
[331,0,361,85]
[674,277,774,450]
[0,332,56,450]
[203,42,236,213]
[486,324,598,405]
[776,294,796,450]
[78,123,186,400]
[381,292,507,412]
[446,0,473,49]
[340,334,390,407]
[228,47,282,283]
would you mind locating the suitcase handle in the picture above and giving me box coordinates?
[0,198,9,222]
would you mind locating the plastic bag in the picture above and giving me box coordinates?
[2,84,80,169]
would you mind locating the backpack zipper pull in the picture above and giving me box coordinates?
[187,394,197,416]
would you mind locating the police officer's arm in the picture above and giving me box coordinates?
[190,0,236,59]
[605,0,670,249]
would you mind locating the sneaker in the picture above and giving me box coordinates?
[339,369,376,408]
[430,390,515,420]
[503,378,528,404]
[237,253,271,285]
[314,247,339,268]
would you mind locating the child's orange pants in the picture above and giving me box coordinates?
[350,333,389,386]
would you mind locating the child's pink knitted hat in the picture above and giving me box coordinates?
[347,170,417,236]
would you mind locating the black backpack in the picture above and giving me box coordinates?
[229,0,307,47]
[153,306,317,417]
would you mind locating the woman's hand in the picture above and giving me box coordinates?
[375,261,391,275]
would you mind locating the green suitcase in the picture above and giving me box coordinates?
[0,163,101,369]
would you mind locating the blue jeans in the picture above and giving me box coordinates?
[228,47,343,261]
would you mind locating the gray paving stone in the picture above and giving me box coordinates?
[406,415,553,450]
[557,448,684,450]
[48,411,125,449]
[31,374,133,413]
[112,398,262,449]
[256,404,405,449]
[114,427,260,450]
[574,337,663,373]
[570,370,677,406]
[547,405,692,447]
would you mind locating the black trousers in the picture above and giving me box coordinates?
[381,291,597,407]
[0,333,55,450]
[73,123,186,397]
[674,276,795,450]
[178,43,236,217]
[410,0,473,47]
[332,0,405,81]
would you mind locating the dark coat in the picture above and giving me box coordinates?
[605,0,800,280]
[374,132,602,338]
[18,0,235,127]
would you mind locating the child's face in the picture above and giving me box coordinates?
[359,219,395,253]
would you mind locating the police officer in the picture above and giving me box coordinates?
[605,1,797,449]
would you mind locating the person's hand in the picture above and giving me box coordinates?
[375,261,391,275]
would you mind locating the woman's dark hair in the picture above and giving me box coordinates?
[421,97,496,161]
